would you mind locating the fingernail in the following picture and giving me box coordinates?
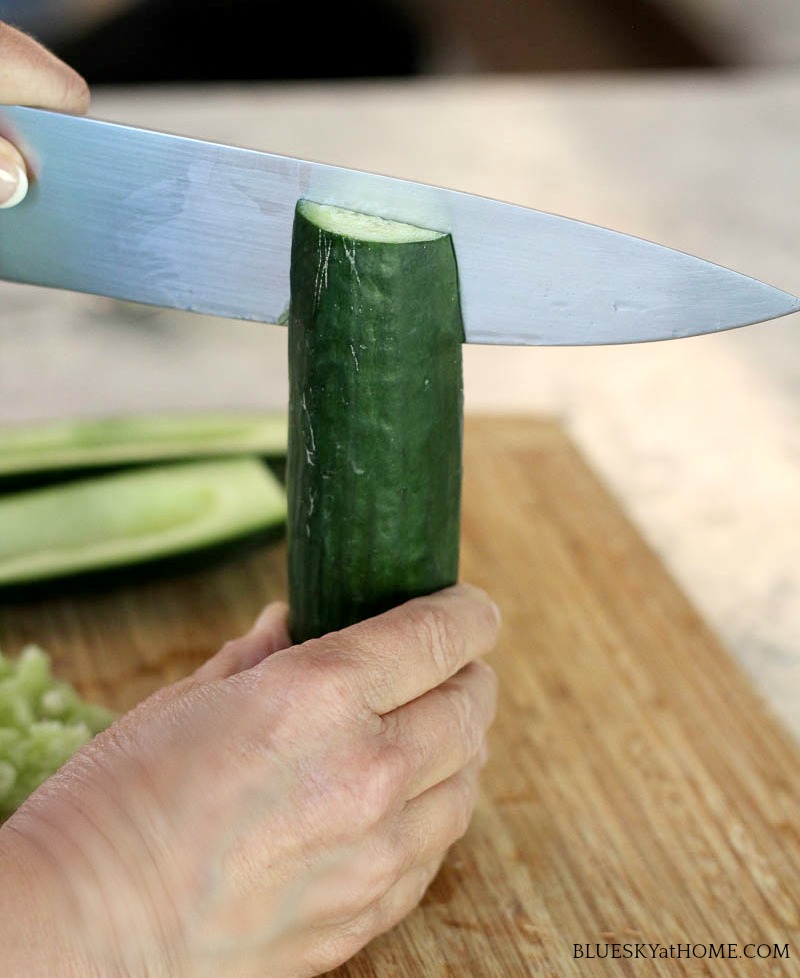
[0,161,28,209]
[446,584,501,624]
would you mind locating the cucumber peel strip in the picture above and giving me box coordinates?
[0,412,287,480]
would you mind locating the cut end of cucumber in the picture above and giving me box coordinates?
[298,200,444,244]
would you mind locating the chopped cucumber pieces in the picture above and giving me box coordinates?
[0,645,115,819]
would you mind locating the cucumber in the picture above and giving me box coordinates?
[0,644,115,820]
[288,200,464,643]
[0,457,286,596]
[0,412,287,488]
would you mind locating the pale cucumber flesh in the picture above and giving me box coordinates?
[297,201,444,243]
[0,457,286,588]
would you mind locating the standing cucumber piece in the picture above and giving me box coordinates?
[288,201,464,643]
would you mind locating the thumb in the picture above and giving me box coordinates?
[0,137,27,208]
[0,20,91,208]
[193,602,293,682]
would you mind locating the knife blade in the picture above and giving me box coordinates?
[0,106,797,345]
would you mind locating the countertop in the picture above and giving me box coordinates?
[0,70,798,734]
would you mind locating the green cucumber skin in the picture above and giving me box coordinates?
[288,204,464,643]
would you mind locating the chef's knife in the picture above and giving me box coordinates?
[0,106,797,345]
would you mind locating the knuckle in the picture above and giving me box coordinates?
[301,743,403,841]
[287,636,401,730]
[443,682,483,759]
[414,603,464,683]
[60,68,90,112]
[283,640,351,712]
[346,746,406,830]
[371,869,428,937]
[358,846,400,907]
[324,844,400,923]
[378,739,414,791]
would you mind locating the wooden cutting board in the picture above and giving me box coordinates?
[1,416,798,976]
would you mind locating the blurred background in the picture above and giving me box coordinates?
[1,0,800,79]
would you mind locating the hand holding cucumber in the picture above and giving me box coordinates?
[1,585,499,978]
[0,36,501,977]
[0,21,89,208]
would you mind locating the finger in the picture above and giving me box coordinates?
[367,855,444,939]
[289,751,484,930]
[294,583,500,716]
[0,23,90,113]
[305,855,445,975]
[0,135,27,208]
[389,749,483,877]
[193,602,292,682]
[383,659,497,800]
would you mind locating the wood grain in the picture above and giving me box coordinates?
[1,416,798,975]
